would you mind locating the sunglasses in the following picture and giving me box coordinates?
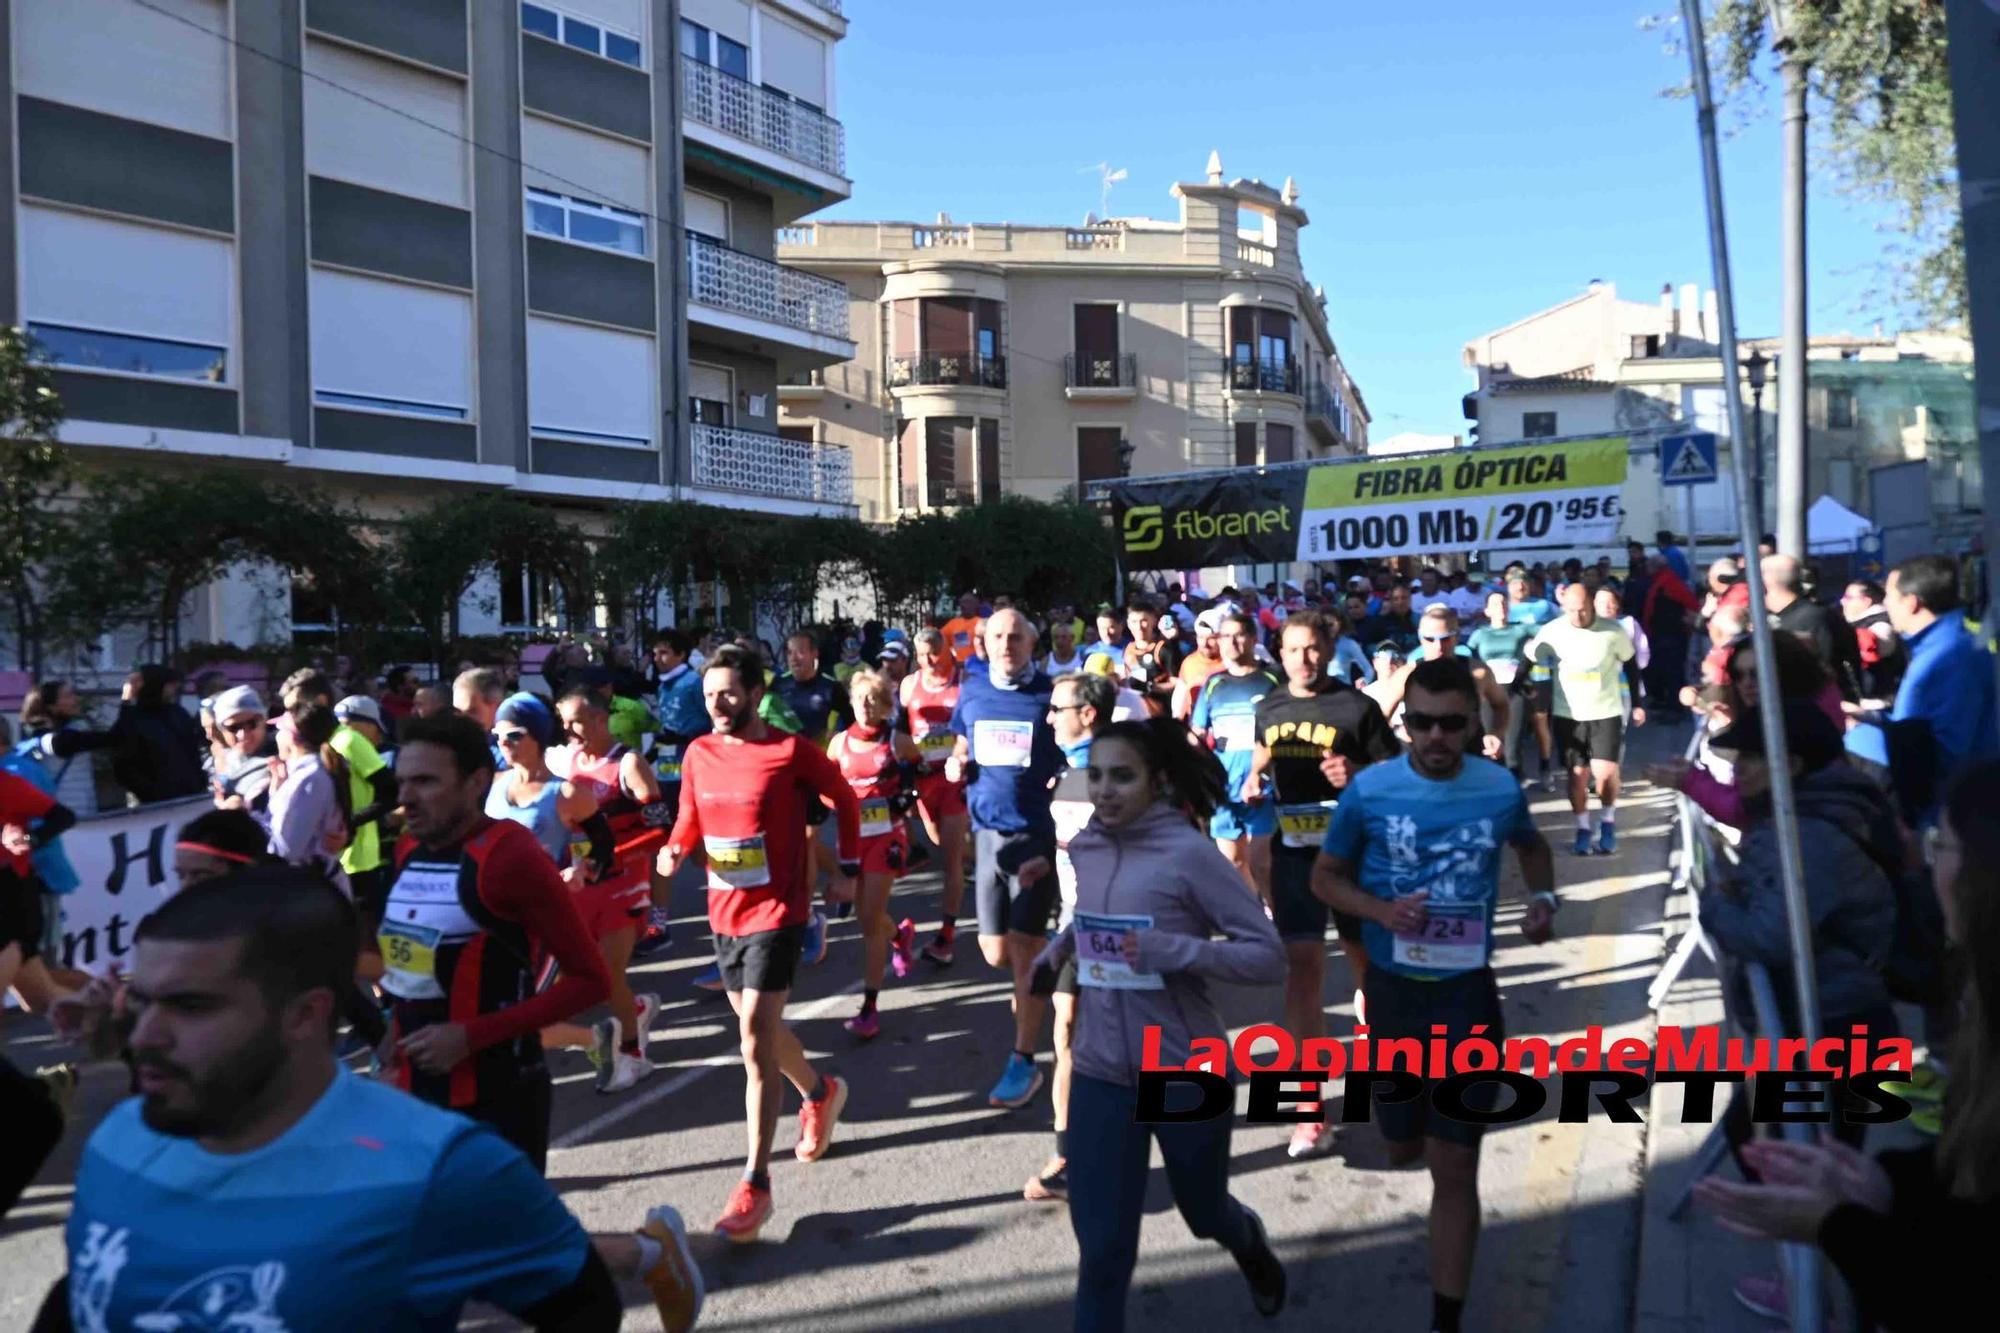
[221,717,264,735]
[495,729,533,745]
[1420,633,1456,644]
[1404,711,1471,735]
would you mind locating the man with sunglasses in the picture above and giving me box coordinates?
[1368,608,1511,760]
[1527,582,1637,856]
[1244,611,1400,1159]
[1311,654,1555,1333]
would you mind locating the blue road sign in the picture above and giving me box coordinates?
[1660,432,1719,487]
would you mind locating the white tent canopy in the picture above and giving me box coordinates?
[1806,494,1873,554]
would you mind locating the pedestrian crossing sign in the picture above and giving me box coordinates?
[1660,433,1718,487]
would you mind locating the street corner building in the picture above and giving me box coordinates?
[773,151,1372,538]
[4,0,857,645]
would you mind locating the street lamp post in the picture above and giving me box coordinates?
[1747,349,1769,537]
[1769,0,1809,558]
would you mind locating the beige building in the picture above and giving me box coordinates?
[1461,281,1975,550]
[774,153,1369,522]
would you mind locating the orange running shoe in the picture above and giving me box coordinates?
[794,1074,849,1162]
[638,1204,705,1331]
[714,1180,772,1243]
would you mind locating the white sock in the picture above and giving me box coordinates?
[1600,806,1616,825]
[1576,813,1592,831]
[632,1229,663,1278]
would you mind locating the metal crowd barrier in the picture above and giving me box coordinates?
[1658,716,1827,1333]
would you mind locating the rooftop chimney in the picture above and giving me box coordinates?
[1702,289,1720,343]
[1680,283,1700,338]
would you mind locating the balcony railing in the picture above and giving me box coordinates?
[889,353,1006,390]
[1065,351,1138,389]
[687,235,851,340]
[1307,383,1341,421]
[682,56,846,177]
[691,423,853,505]
[1227,357,1300,394]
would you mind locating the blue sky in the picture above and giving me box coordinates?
[825,0,1907,440]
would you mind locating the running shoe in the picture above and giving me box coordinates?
[802,909,829,967]
[989,1053,1044,1109]
[1233,1205,1287,1317]
[795,1074,849,1162]
[714,1180,773,1243]
[1597,822,1617,855]
[1023,1156,1069,1203]
[632,910,674,959]
[589,1017,619,1086]
[1286,1117,1336,1160]
[890,918,916,978]
[844,1008,881,1040]
[638,1204,704,1333]
[1732,1272,1788,1321]
[1540,768,1558,793]
[634,992,662,1054]
[601,1048,655,1094]
[921,931,956,967]
[1572,829,1595,857]
[690,961,725,993]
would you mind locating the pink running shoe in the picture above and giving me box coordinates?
[890,918,916,978]
[844,1008,881,1040]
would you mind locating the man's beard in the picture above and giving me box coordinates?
[138,1024,286,1139]
[713,698,756,732]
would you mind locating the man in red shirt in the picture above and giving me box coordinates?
[376,714,611,1174]
[1,770,76,1012]
[659,645,863,1242]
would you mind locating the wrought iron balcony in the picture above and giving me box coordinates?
[681,56,846,178]
[1065,352,1138,389]
[690,423,852,506]
[1226,357,1300,394]
[686,235,851,341]
[888,353,1006,390]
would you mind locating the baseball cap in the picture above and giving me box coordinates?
[878,641,910,662]
[1194,608,1225,634]
[333,694,383,727]
[210,685,265,722]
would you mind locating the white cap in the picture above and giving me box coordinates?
[210,685,265,722]
[334,694,383,727]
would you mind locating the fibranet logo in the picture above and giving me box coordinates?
[1123,505,1164,552]
[1172,506,1291,540]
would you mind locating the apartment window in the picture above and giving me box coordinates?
[979,419,1001,501]
[1522,411,1558,438]
[17,0,231,140]
[760,13,827,109]
[897,418,921,509]
[680,20,748,80]
[684,190,729,244]
[29,324,225,383]
[1235,421,1258,467]
[528,315,655,447]
[310,269,473,420]
[1266,423,1295,464]
[305,39,468,209]
[922,417,999,506]
[525,187,647,256]
[889,298,1005,387]
[1630,334,1662,359]
[1826,387,1856,429]
[689,362,731,427]
[499,560,566,630]
[22,204,235,384]
[1077,427,1124,483]
[1228,307,1294,390]
[523,3,644,67]
[1073,305,1121,385]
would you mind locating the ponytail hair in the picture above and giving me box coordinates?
[1092,715,1229,821]
[290,702,353,832]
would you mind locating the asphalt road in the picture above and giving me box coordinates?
[2,725,1687,1332]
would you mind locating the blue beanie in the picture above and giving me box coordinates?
[495,692,555,747]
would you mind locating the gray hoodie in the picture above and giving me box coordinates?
[1039,800,1285,1087]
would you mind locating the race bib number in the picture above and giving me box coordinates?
[859,797,894,838]
[1211,712,1255,752]
[1074,911,1163,991]
[653,746,682,785]
[378,920,443,1000]
[567,833,593,868]
[704,834,771,890]
[1391,902,1488,972]
[1277,802,1334,851]
[916,729,956,765]
[972,719,1035,768]
[1488,660,1519,686]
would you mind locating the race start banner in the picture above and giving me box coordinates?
[1111,436,1629,570]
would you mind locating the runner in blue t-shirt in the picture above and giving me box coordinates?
[945,608,1064,1109]
[1505,572,1562,790]
[1310,654,1555,1333]
[46,869,704,1333]
[1190,609,1281,903]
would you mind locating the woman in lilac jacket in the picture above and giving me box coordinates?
[1035,716,1288,1331]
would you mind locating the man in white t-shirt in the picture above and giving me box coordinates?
[1527,583,1637,858]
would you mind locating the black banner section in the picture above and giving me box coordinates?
[1110,468,1311,571]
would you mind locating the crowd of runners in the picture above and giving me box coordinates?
[4,538,1996,1332]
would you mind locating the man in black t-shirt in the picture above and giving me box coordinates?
[1359,583,1421,656]
[1243,611,1400,1160]
[1762,555,1863,700]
